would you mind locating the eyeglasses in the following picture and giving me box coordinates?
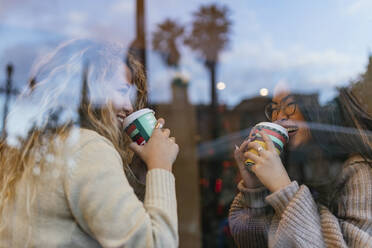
[264,101,297,121]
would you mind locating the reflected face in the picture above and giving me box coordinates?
[271,89,311,148]
[108,65,135,129]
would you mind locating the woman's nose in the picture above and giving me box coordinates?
[276,109,288,121]
[113,96,134,116]
[123,101,134,116]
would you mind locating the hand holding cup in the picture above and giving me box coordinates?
[234,141,264,189]
[235,122,292,192]
[244,130,291,192]
[245,122,288,167]
[124,109,179,172]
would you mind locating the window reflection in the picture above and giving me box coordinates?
[1,1,372,247]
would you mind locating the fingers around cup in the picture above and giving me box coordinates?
[244,151,261,163]
[129,142,142,155]
[247,141,266,153]
[234,147,244,161]
[156,118,165,129]
[239,139,251,153]
[257,146,264,154]
[162,128,170,137]
[258,131,275,151]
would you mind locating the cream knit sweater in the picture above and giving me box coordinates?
[229,156,372,247]
[0,129,178,247]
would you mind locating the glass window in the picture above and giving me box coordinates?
[1,1,372,247]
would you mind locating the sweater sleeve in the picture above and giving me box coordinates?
[228,180,273,247]
[63,136,178,248]
[265,163,372,248]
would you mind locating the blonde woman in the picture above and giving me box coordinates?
[0,39,179,247]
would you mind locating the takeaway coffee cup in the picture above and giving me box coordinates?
[245,122,289,167]
[123,108,157,145]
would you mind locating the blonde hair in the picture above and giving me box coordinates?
[0,39,147,230]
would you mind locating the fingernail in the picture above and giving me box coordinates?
[234,144,239,150]
[155,123,163,129]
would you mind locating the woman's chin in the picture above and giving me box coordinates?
[288,138,301,149]
[116,119,124,130]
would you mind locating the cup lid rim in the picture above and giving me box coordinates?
[255,122,289,138]
[123,108,154,129]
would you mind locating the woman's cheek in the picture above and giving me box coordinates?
[289,128,310,148]
[112,93,126,109]
[112,92,133,110]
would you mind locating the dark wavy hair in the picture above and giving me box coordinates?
[295,88,372,161]
[286,87,372,207]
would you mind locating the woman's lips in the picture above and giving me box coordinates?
[286,126,299,137]
[117,113,127,124]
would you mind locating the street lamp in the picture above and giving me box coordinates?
[217,81,226,90]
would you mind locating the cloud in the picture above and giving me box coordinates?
[223,38,353,71]
[109,1,134,14]
[346,0,372,16]
[148,19,364,106]
[215,35,365,106]
[0,0,135,44]
[223,37,359,79]
[68,11,88,24]
[1,0,369,108]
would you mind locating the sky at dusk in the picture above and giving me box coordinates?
[1,0,372,109]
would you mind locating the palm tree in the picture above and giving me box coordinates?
[152,19,185,68]
[1,64,19,137]
[184,4,231,109]
[184,4,231,138]
[128,0,146,70]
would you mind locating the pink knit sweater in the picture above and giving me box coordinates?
[228,156,372,247]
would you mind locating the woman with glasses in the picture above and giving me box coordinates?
[228,83,372,247]
[264,90,312,149]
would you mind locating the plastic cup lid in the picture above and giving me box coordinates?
[255,122,289,139]
[123,108,155,129]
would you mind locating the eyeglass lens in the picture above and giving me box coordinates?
[265,102,296,121]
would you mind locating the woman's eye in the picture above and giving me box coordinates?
[117,85,130,94]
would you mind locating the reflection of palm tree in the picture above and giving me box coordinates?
[128,0,146,71]
[184,4,231,109]
[78,64,89,128]
[152,19,184,67]
[1,64,19,137]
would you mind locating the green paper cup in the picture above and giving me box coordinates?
[123,108,157,145]
[245,122,289,167]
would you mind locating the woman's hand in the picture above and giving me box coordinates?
[234,139,264,188]
[129,118,179,172]
[243,131,291,193]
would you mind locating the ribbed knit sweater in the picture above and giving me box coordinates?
[229,156,372,247]
[0,129,178,247]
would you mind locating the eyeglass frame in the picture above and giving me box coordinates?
[264,96,297,121]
